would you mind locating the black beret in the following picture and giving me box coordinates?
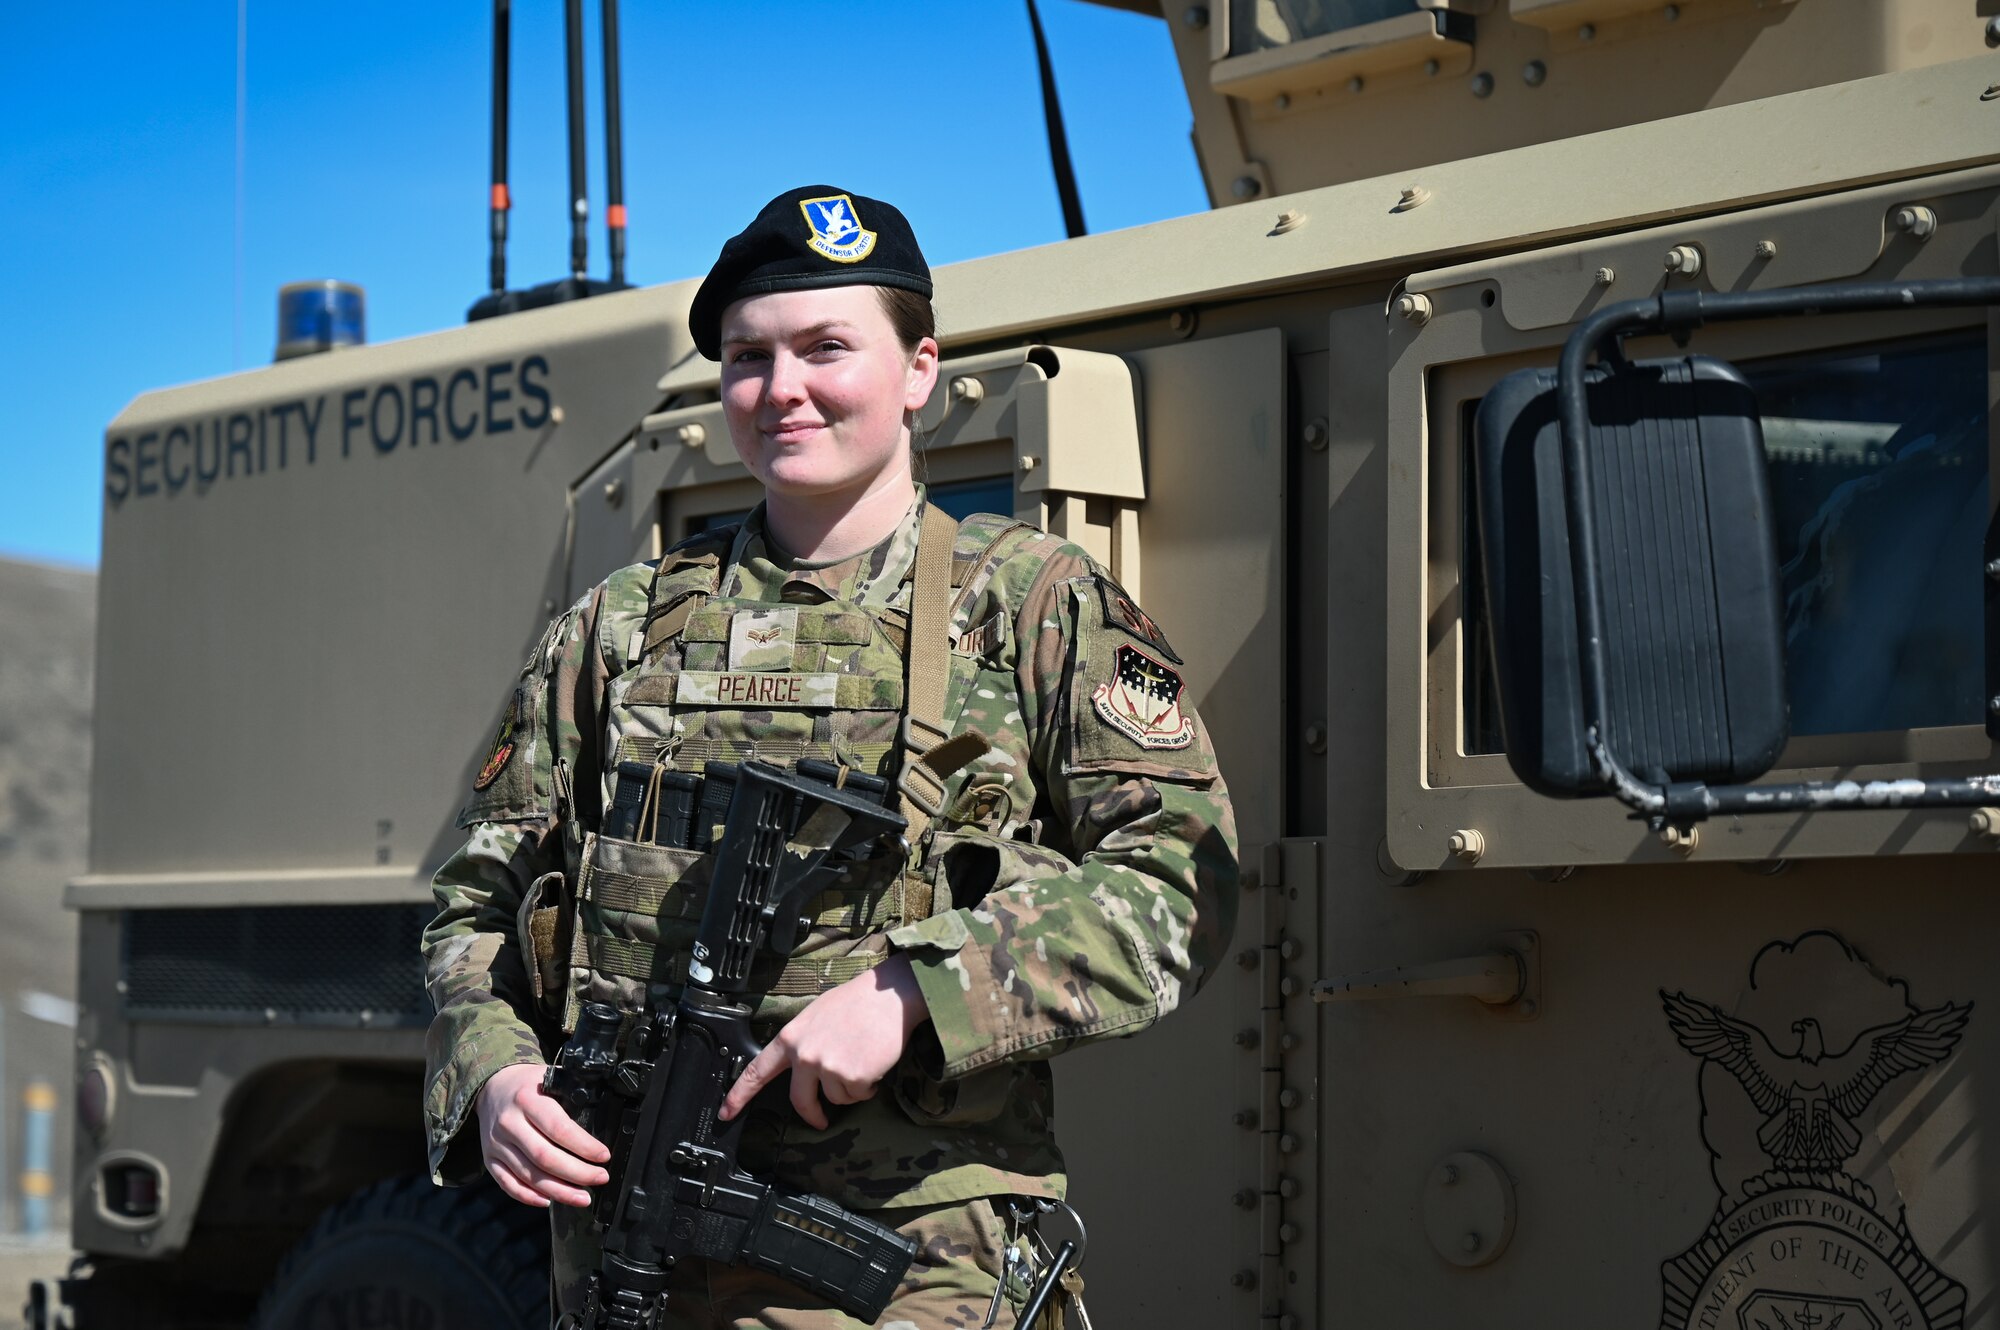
[689,185,932,360]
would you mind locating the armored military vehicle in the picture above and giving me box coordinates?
[37,1,2000,1326]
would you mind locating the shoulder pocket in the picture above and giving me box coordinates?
[456,611,569,827]
[1063,580,1218,783]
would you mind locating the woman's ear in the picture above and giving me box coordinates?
[904,335,941,414]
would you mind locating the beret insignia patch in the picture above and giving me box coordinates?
[799,194,877,264]
[473,693,521,791]
[1091,645,1194,749]
[1095,574,1181,664]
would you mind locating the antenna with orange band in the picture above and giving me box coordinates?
[487,0,511,296]
[469,0,628,321]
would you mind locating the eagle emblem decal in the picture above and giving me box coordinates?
[798,193,877,264]
[1658,932,1971,1330]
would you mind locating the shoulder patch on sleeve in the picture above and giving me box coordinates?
[472,691,523,790]
[1091,645,1195,749]
[1065,582,1218,782]
[1094,574,1182,664]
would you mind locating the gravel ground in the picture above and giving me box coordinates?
[0,1238,75,1330]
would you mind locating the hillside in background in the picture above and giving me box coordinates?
[0,555,92,1237]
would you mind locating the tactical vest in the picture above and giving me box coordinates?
[556,507,1036,1033]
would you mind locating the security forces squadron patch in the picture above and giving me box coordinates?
[799,194,877,264]
[473,693,521,791]
[1092,645,1194,749]
[1094,574,1181,664]
[1657,931,1971,1330]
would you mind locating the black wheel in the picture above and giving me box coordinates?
[251,1175,548,1330]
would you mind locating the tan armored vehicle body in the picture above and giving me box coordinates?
[48,3,2000,1326]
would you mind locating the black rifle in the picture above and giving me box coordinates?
[547,759,917,1329]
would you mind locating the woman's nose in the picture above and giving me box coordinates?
[765,352,808,407]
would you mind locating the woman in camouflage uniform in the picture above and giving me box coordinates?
[422,186,1239,1329]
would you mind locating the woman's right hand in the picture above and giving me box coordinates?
[476,1062,612,1208]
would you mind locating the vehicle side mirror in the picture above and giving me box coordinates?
[1471,354,1790,797]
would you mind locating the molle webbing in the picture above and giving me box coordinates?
[576,506,1037,1011]
[638,535,731,659]
[682,608,875,645]
[585,935,674,983]
[586,858,902,932]
[587,940,890,995]
[613,735,899,776]
[586,865,698,918]
[583,894,909,995]
[767,952,891,996]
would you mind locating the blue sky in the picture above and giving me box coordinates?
[0,2,1206,569]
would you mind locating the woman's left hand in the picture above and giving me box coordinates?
[719,954,931,1129]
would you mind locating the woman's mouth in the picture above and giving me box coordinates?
[765,420,825,444]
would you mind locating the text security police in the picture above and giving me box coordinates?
[104,355,552,508]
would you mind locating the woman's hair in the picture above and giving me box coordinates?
[876,286,936,354]
[879,286,938,467]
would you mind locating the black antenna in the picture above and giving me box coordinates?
[467,0,625,320]
[1026,0,1087,239]
[601,0,627,287]
[564,0,589,282]
[488,0,511,294]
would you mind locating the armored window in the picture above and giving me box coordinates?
[1746,333,1987,736]
[1459,329,1989,754]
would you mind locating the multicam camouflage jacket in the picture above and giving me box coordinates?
[422,489,1239,1211]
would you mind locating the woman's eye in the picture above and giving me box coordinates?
[810,341,847,356]
[728,348,767,365]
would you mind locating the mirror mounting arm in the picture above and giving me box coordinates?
[1557,276,2000,832]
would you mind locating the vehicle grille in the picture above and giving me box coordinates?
[121,903,434,1027]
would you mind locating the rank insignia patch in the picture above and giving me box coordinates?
[1095,575,1181,664]
[730,605,798,671]
[1092,645,1194,749]
[798,193,877,264]
[473,694,521,791]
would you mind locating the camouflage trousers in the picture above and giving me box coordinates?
[550,1194,1053,1330]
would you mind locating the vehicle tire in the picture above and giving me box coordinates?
[250,1175,548,1330]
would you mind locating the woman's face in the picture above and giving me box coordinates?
[718,285,938,503]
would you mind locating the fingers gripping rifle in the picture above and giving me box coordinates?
[546,760,918,1330]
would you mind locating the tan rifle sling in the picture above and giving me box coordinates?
[894,503,991,921]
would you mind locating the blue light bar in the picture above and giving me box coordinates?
[275,280,366,361]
